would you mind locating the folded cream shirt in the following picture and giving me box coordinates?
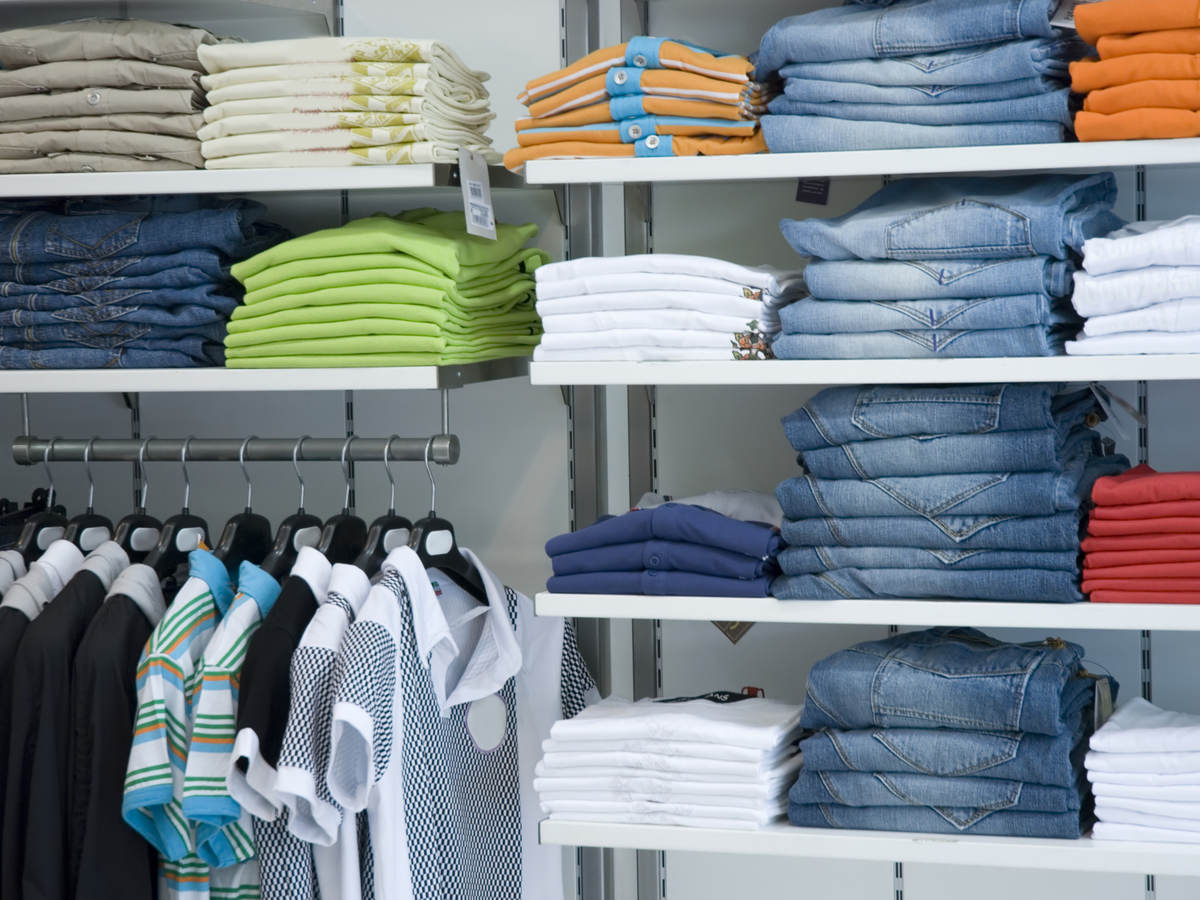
[205,142,498,169]
[201,124,491,159]
[201,61,485,96]
[202,94,494,128]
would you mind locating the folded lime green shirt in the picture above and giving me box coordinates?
[225,334,446,358]
[242,259,452,303]
[225,317,442,348]
[231,284,448,320]
[239,252,445,295]
[226,302,448,334]
[457,247,550,285]
[227,352,443,368]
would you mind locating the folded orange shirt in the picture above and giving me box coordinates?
[1082,533,1200,551]
[1084,80,1200,113]
[1099,28,1200,58]
[1072,54,1200,93]
[1076,0,1200,46]
[1087,516,1200,536]
[1075,108,1200,141]
[502,132,767,172]
[1093,464,1200,504]
[1083,576,1200,591]
[526,70,765,118]
[515,118,759,147]
[1085,548,1200,567]
[517,97,754,128]
[1091,499,1200,518]
[1089,590,1200,603]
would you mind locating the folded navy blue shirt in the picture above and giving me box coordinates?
[546,570,772,597]
[550,539,778,580]
[545,503,782,560]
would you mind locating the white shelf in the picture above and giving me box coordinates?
[539,821,1200,877]
[0,359,527,393]
[524,139,1200,185]
[528,356,1200,386]
[536,593,1200,632]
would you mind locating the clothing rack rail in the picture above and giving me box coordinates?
[10,435,460,466]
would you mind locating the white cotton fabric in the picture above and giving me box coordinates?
[541,734,784,763]
[201,61,485,94]
[0,540,84,619]
[1089,770,1200,787]
[533,764,778,784]
[204,77,487,110]
[203,94,495,128]
[634,490,784,529]
[536,273,789,302]
[537,752,802,780]
[1091,698,1200,755]
[1072,268,1200,317]
[546,810,779,830]
[538,791,772,810]
[532,345,740,362]
[1092,821,1200,844]
[536,254,805,294]
[1086,748,1200,774]
[540,309,756,335]
[1082,216,1200,276]
[1082,298,1200,337]
[201,124,491,159]
[198,38,486,83]
[197,111,424,140]
[533,774,788,800]
[0,549,26,594]
[79,541,129,589]
[1092,782,1200,802]
[537,291,764,319]
[540,798,786,822]
[539,329,739,351]
[1095,802,1200,831]
[1098,795,1200,820]
[1066,331,1200,355]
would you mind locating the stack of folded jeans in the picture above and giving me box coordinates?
[790,627,1116,838]
[504,37,771,172]
[1082,465,1200,603]
[545,494,783,597]
[1071,0,1200,141]
[1088,698,1200,844]
[532,254,806,362]
[226,208,545,367]
[197,37,498,168]
[773,174,1122,360]
[754,0,1079,152]
[0,19,215,173]
[0,197,282,368]
[1068,216,1200,355]
[772,383,1130,602]
[536,693,804,830]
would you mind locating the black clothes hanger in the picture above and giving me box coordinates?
[261,436,324,580]
[64,438,113,553]
[408,438,486,603]
[16,439,69,564]
[113,437,162,564]
[213,436,273,576]
[144,437,209,581]
[315,437,367,565]
[353,436,413,579]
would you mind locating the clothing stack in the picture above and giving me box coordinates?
[790,627,1115,839]
[0,197,280,368]
[504,37,770,172]
[1068,216,1200,355]
[1082,465,1200,604]
[1071,0,1200,141]
[197,37,498,168]
[536,693,804,830]
[754,0,1078,153]
[532,254,806,362]
[773,174,1122,360]
[1088,698,1200,844]
[0,19,214,173]
[772,384,1129,602]
[545,492,783,597]
[226,208,546,368]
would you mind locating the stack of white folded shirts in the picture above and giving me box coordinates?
[533,254,807,362]
[535,693,804,830]
[1088,698,1200,844]
[196,37,500,168]
[1068,216,1200,356]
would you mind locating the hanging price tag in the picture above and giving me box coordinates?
[458,147,496,240]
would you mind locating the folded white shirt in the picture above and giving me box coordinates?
[1097,795,1200,821]
[1092,698,1200,755]
[540,750,798,778]
[1089,769,1200,787]
[535,255,804,297]
[1066,331,1200,356]
[1072,267,1200,317]
[540,797,786,823]
[536,272,803,302]
[1095,802,1200,832]
[1082,298,1200,337]
[1083,216,1200,276]
[532,345,743,362]
[1092,821,1200,844]
[540,329,740,350]
[538,790,776,810]
[534,764,772,784]
[541,735,787,764]
[1092,782,1200,802]
[533,773,789,800]
[546,810,782,830]
[537,291,764,320]
[541,309,757,336]
[1086,748,1200,775]
[634,490,783,529]
[550,695,805,750]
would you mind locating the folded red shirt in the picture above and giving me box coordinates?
[1083,561,1200,579]
[1082,576,1200,591]
[1091,464,1200,506]
[1085,548,1200,567]
[1082,533,1200,552]
[1090,590,1200,604]
[1087,516,1200,536]
[1091,499,1200,519]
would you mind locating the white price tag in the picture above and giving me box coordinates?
[1051,0,1095,31]
[458,147,496,240]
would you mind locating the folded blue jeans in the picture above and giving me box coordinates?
[780,75,1063,106]
[0,304,229,328]
[776,38,1074,86]
[790,770,1082,812]
[0,343,222,368]
[782,512,1082,551]
[546,570,771,597]
[771,567,1083,602]
[779,174,1121,261]
[0,250,234,284]
[0,268,232,294]
[550,539,775,579]
[801,627,1092,735]
[770,89,1073,127]
[803,258,1074,301]
[780,295,1076,334]
[755,0,1058,72]
[787,800,1083,837]
[779,546,1079,575]
[771,326,1068,359]
[762,115,1065,154]
[0,321,225,345]
[0,286,238,314]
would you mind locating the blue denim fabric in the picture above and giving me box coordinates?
[779,295,1076,333]
[780,174,1121,262]
[803,258,1075,301]
[0,268,232,294]
[787,800,1083,837]
[776,455,1129,519]
[771,326,1070,359]
[771,567,1083,602]
[790,770,1082,812]
[0,304,228,328]
[756,0,1058,72]
[779,546,1080,574]
[546,570,771,597]
[776,38,1074,86]
[782,384,1097,451]
[782,512,1082,551]
[0,251,233,285]
[799,726,1086,787]
[780,75,1063,105]
[0,321,225,345]
[800,627,1091,735]
[545,504,783,559]
[0,344,222,368]
[550,539,776,579]
[769,89,1072,126]
[762,114,1065,153]
[6,334,220,359]
[0,287,238,314]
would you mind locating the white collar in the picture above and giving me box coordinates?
[108,563,166,626]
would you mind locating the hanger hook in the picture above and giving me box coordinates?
[42,437,58,510]
[383,436,399,515]
[423,436,436,515]
[83,438,97,512]
[340,436,354,512]
[137,436,154,512]
[180,436,194,514]
[293,435,309,512]
[239,436,256,511]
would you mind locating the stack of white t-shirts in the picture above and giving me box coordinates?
[196,37,500,168]
[1088,698,1200,844]
[1068,216,1200,356]
[535,692,804,829]
[533,254,807,362]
